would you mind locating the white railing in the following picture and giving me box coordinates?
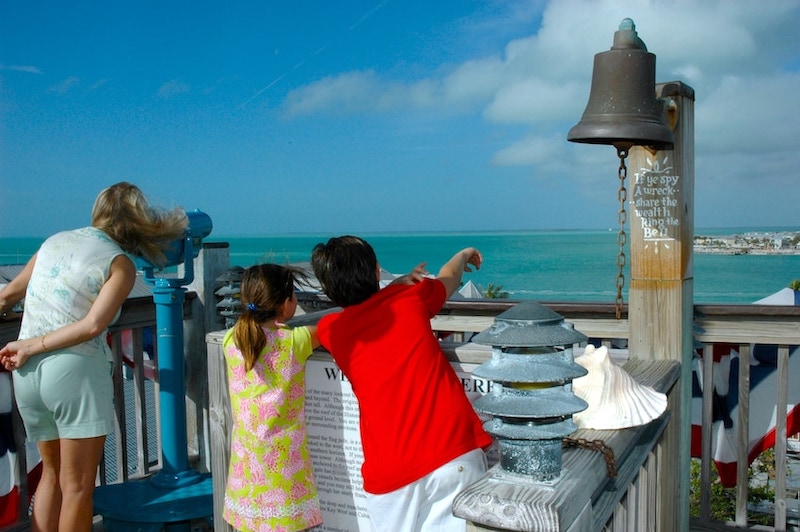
[0,294,210,531]
[103,323,161,484]
[432,300,800,531]
[2,297,797,530]
[692,304,800,531]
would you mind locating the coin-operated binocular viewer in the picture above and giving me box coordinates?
[136,209,212,484]
[94,209,215,531]
[138,209,214,288]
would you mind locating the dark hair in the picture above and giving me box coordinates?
[311,235,379,307]
[232,264,310,372]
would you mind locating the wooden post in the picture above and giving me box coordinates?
[627,81,695,531]
[207,332,235,532]
[183,242,230,472]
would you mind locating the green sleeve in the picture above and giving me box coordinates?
[291,326,314,364]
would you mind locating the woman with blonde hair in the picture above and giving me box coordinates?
[0,182,187,531]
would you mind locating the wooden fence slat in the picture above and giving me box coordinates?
[734,344,751,527]
[110,332,129,482]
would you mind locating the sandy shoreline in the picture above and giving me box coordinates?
[694,247,800,255]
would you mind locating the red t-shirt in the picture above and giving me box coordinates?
[317,278,492,494]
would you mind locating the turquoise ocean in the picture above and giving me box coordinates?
[2,227,798,304]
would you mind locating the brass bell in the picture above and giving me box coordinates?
[567,18,673,150]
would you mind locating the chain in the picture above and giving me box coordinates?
[614,146,629,320]
[563,436,618,478]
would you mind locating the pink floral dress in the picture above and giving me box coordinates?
[223,325,322,532]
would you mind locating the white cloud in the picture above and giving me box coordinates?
[485,79,586,124]
[47,76,79,94]
[0,64,42,74]
[493,134,562,166]
[157,80,190,99]
[88,79,107,91]
[282,71,380,115]
[261,0,800,197]
[438,58,506,107]
[697,72,800,154]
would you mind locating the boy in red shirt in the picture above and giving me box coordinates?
[311,235,492,531]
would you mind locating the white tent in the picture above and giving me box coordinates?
[452,280,483,299]
[378,268,402,289]
[753,287,800,306]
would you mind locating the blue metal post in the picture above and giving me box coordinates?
[149,281,200,487]
[93,210,214,531]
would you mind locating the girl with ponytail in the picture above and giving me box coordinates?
[222,264,322,532]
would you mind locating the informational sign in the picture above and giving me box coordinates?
[632,154,681,247]
[304,354,493,531]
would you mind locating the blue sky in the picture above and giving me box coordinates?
[1,0,799,238]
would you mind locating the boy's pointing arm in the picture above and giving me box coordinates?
[437,248,483,299]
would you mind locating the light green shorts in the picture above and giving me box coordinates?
[13,351,114,441]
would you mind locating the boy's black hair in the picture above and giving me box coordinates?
[311,235,380,307]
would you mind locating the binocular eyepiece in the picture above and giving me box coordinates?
[135,209,213,277]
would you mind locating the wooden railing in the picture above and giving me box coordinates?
[0,293,209,531]
[429,301,677,531]
[103,296,163,485]
[692,304,800,531]
[431,300,800,531]
[2,297,798,530]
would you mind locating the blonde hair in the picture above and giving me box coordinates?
[233,264,310,372]
[91,182,188,267]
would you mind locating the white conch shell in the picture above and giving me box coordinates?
[572,345,667,430]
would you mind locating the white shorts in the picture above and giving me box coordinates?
[13,351,114,441]
[365,448,487,532]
